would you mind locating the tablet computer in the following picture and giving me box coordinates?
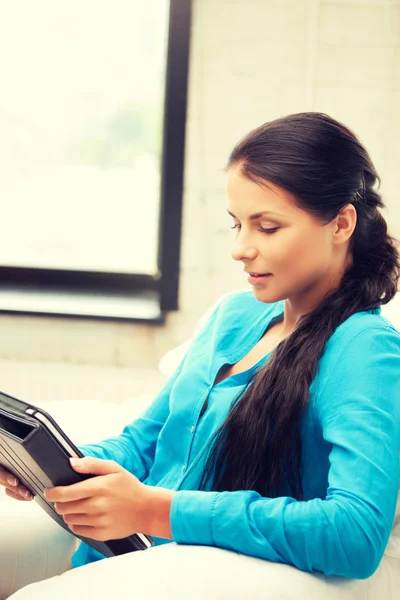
[0,389,154,558]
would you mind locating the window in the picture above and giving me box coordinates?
[0,0,191,321]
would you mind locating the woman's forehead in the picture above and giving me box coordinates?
[226,167,299,218]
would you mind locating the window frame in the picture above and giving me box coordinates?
[0,0,192,321]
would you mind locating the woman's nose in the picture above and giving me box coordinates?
[231,235,258,262]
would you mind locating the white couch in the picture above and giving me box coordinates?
[1,293,400,599]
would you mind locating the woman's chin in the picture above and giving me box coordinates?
[250,286,279,303]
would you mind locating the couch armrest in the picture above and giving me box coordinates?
[0,496,77,600]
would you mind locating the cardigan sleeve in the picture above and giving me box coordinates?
[170,324,400,579]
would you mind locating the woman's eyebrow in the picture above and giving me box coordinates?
[227,209,285,220]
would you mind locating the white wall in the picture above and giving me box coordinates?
[0,0,399,368]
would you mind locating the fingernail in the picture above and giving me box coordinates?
[7,476,18,486]
[19,489,31,499]
[70,458,83,468]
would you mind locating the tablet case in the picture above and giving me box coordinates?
[0,390,154,558]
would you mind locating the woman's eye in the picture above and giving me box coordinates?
[259,226,279,234]
[229,224,279,235]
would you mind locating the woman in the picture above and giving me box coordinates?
[2,112,400,599]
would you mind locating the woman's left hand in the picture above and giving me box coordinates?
[44,457,174,542]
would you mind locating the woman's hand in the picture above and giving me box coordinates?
[0,466,34,501]
[45,457,175,542]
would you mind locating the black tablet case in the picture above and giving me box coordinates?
[0,390,154,558]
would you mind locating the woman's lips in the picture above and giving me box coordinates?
[247,273,272,285]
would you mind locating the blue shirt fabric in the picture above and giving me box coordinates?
[71,291,400,579]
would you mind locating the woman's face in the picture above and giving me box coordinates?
[226,165,349,307]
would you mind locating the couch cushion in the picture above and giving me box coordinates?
[31,399,137,446]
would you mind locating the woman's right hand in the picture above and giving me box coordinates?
[0,466,33,500]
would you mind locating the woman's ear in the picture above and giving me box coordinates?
[333,204,357,244]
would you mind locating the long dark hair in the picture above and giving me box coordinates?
[198,112,400,500]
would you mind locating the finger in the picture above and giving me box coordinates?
[5,487,33,501]
[4,483,33,499]
[55,497,94,515]
[45,459,122,503]
[45,473,116,503]
[63,512,105,528]
[0,476,18,487]
[69,457,122,476]
[0,469,18,487]
[45,480,94,503]
[68,524,108,541]
[17,485,33,499]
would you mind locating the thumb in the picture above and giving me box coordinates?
[69,456,122,475]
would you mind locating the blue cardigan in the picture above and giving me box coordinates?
[72,291,400,579]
